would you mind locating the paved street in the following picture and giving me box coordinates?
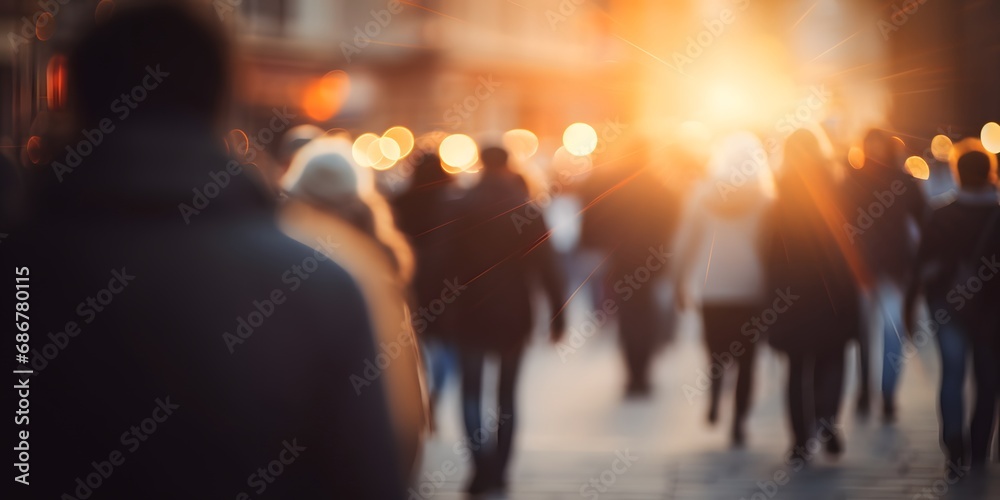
[417,308,1000,499]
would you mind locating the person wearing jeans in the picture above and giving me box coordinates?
[906,140,1000,472]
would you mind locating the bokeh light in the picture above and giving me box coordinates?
[502,129,539,161]
[27,136,43,164]
[904,155,929,180]
[552,146,592,175]
[95,0,115,23]
[382,126,414,159]
[35,12,55,41]
[302,70,350,122]
[563,123,598,156]
[981,122,1000,154]
[848,146,865,169]
[227,129,250,157]
[46,55,68,111]
[375,137,402,166]
[930,135,953,161]
[366,138,397,170]
[439,134,479,171]
[352,133,380,167]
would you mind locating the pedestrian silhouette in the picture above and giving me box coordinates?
[674,131,774,445]
[905,139,1000,473]
[12,5,405,498]
[451,146,566,494]
[764,129,863,462]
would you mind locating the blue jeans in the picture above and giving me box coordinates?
[876,280,905,407]
[936,320,1000,465]
[422,338,457,403]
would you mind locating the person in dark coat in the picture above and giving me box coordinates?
[10,5,403,498]
[579,140,680,396]
[392,153,463,419]
[451,146,566,494]
[765,129,863,462]
[847,129,928,421]
[904,140,1000,473]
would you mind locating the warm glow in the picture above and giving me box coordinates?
[35,12,55,41]
[374,137,401,168]
[931,135,953,162]
[904,156,929,180]
[848,146,865,169]
[981,122,1000,154]
[27,136,42,164]
[706,82,753,119]
[563,123,598,156]
[552,146,592,175]
[382,126,414,158]
[46,55,68,111]
[366,138,397,170]
[302,70,350,122]
[228,129,249,157]
[352,133,379,167]
[502,129,539,161]
[439,134,479,171]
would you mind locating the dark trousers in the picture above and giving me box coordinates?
[460,346,523,481]
[619,285,657,387]
[786,346,845,448]
[702,304,760,430]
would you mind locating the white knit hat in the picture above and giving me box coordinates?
[282,137,373,203]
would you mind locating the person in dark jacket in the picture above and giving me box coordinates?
[452,146,566,494]
[848,129,928,421]
[392,153,463,420]
[765,129,863,462]
[905,140,1000,473]
[580,140,680,396]
[10,5,404,498]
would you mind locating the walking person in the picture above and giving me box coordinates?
[849,129,928,421]
[278,138,428,483]
[451,146,566,494]
[904,139,1000,473]
[392,152,464,430]
[13,5,406,498]
[674,132,774,446]
[580,140,680,396]
[765,129,864,462]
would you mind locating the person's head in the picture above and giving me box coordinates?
[68,2,230,127]
[782,129,826,175]
[950,138,998,189]
[480,146,509,172]
[862,128,898,170]
[709,131,771,194]
[411,153,448,186]
[282,138,372,222]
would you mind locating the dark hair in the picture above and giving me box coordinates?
[480,146,509,171]
[68,2,230,125]
[862,128,895,170]
[955,150,992,188]
[411,153,447,185]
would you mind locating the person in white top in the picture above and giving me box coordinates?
[673,131,775,446]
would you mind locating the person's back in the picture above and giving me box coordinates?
[13,5,402,498]
[849,129,927,284]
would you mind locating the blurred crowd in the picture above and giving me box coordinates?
[5,3,999,499]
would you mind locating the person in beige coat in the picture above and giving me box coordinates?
[278,137,428,483]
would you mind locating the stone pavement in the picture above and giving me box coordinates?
[416,310,999,499]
